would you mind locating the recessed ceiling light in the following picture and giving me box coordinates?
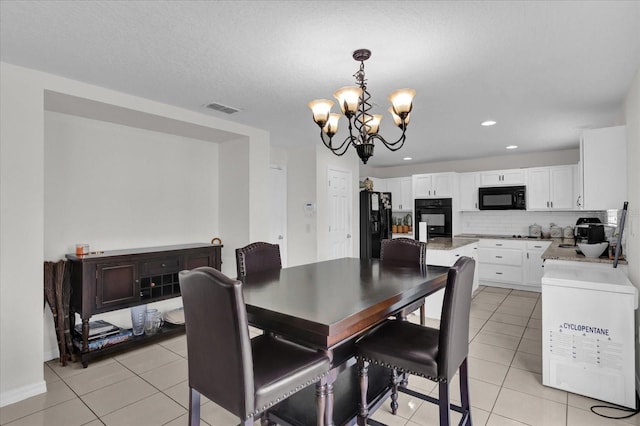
[403,157,412,161]
[506,145,518,150]
[481,120,497,126]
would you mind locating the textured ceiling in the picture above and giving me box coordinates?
[1,1,639,167]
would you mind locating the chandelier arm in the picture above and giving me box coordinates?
[320,131,356,156]
[368,132,407,152]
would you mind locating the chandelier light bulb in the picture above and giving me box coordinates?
[359,114,383,135]
[308,99,334,127]
[388,88,416,116]
[323,113,341,136]
[333,86,363,115]
[388,107,410,127]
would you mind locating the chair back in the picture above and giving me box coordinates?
[236,242,282,278]
[179,267,254,418]
[380,238,427,265]
[437,256,475,379]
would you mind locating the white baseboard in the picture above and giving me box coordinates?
[0,380,47,408]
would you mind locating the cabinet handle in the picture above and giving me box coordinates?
[495,272,503,275]
[550,201,553,208]
[546,201,549,207]
[576,195,582,207]
[161,263,166,267]
[527,253,530,259]
[495,243,503,246]
[495,255,503,258]
[534,245,542,248]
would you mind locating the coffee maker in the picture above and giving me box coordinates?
[574,217,604,244]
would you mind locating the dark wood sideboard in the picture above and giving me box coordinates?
[66,243,222,367]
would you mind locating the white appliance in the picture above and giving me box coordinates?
[541,260,638,408]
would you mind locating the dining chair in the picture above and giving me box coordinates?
[179,267,331,426]
[236,241,282,278]
[355,256,475,426]
[379,237,428,325]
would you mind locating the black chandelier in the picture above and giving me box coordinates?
[308,49,415,164]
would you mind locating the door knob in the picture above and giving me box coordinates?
[278,235,284,240]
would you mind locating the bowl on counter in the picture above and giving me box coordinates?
[577,242,609,258]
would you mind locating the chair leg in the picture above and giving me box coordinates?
[316,376,327,426]
[420,304,426,326]
[459,358,472,425]
[189,387,201,426]
[438,381,451,426]
[357,358,369,425]
[390,368,400,415]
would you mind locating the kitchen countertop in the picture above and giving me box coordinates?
[427,237,479,250]
[541,239,627,265]
[455,233,554,241]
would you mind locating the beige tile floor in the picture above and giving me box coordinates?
[2,286,638,425]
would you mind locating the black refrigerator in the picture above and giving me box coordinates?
[360,191,392,259]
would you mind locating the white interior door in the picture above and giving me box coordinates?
[269,165,287,267]
[327,168,352,259]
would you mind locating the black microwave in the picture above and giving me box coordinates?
[478,186,526,210]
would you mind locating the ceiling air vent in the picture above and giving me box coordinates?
[205,102,240,114]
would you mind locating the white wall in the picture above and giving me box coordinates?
[362,148,579,178]
[0,62,271,407]
[0,63,47,406]
[623,66,640,392]
[42,111,220,359]
[44,112,220,257]
[461,210,606,237]
[270,147,319,267]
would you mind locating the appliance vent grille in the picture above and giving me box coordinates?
[205,102,240,114]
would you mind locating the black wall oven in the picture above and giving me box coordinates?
[414,198,452,240]
[478,186,526,210]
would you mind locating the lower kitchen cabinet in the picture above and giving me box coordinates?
[478,239,550,292]
[424,241,478,320]
[525,240,551,289]
[478,239,524,287]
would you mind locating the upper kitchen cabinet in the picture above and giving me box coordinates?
[480,169,526,186]
[580,126,627,211]
[527,165,578,210]
[413,172,456,198]
[458,172,480,211]
[386,177,413,211]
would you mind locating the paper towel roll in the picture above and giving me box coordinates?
[419,222,428,243]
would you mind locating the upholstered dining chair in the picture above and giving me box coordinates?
[355,256,475,426]
[179,267,331,426]
[379,237,428,325]
[236,241,282,278]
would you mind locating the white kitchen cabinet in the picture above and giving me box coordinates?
[478,239,525,287]
[524,240,551,289]
[386,177,412,211]
[580,126,627,210]
[424,242,478,320]
[413,172,455,198]
[527,165,577,210]
[480,169,526,186]
[458,172,480,211]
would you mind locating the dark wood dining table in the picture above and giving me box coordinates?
[240,257,449,426]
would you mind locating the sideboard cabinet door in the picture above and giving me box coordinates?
[96,262,139,309]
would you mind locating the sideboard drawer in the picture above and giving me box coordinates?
[142,257,182,275]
